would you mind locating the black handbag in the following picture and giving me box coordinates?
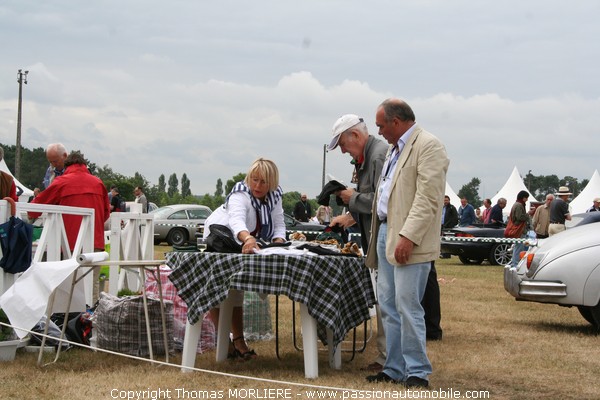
[206,224,242,253]
[0,216,33,274]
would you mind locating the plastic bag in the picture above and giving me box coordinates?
[30,315,71,350]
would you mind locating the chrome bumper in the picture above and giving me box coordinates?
[503,265,567,301]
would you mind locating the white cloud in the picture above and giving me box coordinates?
[1,1,599,200]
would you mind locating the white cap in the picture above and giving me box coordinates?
[328,114,364,151]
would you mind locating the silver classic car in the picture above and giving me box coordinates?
[151,204,212,246]
[504,219,600,329]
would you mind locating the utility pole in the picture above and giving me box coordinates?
[16,69,28,180]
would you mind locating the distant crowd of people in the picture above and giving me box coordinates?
[440,184,600,269]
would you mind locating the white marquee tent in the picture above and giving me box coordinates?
[569,170,600,214]
[0,158,34,202]
[445,182,461,208]
[487,166,538,220]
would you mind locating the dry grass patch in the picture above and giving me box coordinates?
[1,251,599,400]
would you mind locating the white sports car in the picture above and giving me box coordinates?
[504,217,600,329]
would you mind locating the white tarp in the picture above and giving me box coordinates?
[0,259,86,338]
[0,158,34,201]
[569,170,600,215]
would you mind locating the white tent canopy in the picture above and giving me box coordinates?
[569,170,600,214]
[0,158,34,202]
[445,182,461,208]
[488,166,538,220]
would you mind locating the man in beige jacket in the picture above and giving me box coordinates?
[532,194,554,239]
[365,99,449,388]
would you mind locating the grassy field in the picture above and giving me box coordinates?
[2,250,599,400]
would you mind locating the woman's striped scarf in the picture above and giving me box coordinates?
[225,181,283,240]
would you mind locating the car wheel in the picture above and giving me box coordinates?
[167,228,187,246]
[458,255,484,265]
[588,304,600,331]
[489,243,512,265]
[578,306,597,327]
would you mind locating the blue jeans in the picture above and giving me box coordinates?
[376,223,432,381]
[511,241,525,268]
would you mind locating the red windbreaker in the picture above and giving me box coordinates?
[31,164,110,251]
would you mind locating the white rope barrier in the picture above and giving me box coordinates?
[0,321,378,394]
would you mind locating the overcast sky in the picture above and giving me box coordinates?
[1,1,599,201]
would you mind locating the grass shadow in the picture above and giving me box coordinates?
[527,320,598,336]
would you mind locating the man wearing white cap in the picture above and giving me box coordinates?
[548,186,572,236]
[328,113,389,372]
[586,198,600,212]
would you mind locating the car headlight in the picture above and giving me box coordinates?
[526,251,546,277]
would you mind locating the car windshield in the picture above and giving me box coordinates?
[152,206,211,220]
[567,213,587,228]
[168,210,188,220]
[284,213,298,227]
[188,208,211,219]
[153,207,176,219]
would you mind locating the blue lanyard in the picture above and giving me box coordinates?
[383,146,400,181]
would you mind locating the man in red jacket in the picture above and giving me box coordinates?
[31,151,110,302]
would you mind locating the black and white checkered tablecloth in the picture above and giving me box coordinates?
[166,251,376,348]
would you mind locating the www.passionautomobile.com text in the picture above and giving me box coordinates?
[109,387,491,399]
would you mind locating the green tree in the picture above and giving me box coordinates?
[167,173,179,197]
[154,191,171,207]
[458,177,482,207]
[181,173,191,197]
[561,176,581,197]
[523,172,561,199]
[215,178,223,197]
[158,174,166,193]
[198,193,222,210]
[96,164,131,199]
[16,146,47,189]
[131,172,150,190]
[96,164,137,201]
[282,191,301,216]
[225,173,246,194]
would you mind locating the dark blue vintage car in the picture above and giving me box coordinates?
[440,223,510,265]
[442,213,600,266]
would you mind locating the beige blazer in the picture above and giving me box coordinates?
[366,125,449,268]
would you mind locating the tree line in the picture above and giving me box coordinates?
[3,143,588,214]
[457,172,590,208]
[0,144,328,216]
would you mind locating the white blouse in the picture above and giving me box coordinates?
[203,191,286,243]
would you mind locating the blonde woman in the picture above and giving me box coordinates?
[203,158,286,360]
